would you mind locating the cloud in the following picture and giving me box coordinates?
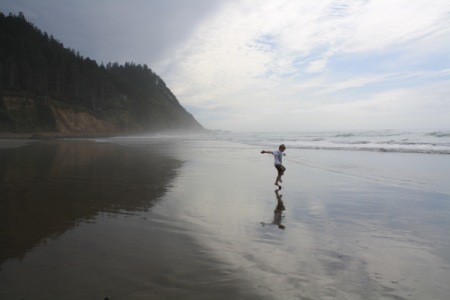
[155,0,450,131]
[1,0,227,64]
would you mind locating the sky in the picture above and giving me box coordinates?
[2,0,450,132]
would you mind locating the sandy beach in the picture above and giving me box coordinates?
[1,137,450,299]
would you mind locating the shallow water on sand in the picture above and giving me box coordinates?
[1,138,450,299]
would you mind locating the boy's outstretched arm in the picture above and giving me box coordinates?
[261,150,272,154]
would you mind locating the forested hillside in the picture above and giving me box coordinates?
[0,12,204,135]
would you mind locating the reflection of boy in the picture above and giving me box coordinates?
[260,190,286,230]
[274,189,285,229]
[261,144,286,189]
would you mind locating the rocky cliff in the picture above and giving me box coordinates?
[0,94,203,137]
[0,12,205,137]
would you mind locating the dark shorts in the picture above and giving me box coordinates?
[275,164,286,175]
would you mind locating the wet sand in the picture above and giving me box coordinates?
[1,138,450,299]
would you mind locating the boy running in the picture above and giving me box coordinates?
[261,144,286,189]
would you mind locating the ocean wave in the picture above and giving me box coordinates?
[213,131,450,155]
[331,140,370,145]
[426,131,450,138]
[284,144,450,155]
[334,133,354,137]
[382,140,435,146]
[333,131,405,138]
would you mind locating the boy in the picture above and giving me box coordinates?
[261,144,286,189]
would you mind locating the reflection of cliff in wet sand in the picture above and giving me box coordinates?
[0,141,182,264]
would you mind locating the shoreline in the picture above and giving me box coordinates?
[0,129,210,140]
[0,132,127,140]
[0,138,34,150]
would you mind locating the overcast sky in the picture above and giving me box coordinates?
[2,0,450,132]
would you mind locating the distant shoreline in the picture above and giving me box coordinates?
[0,132,122,150]
[0,132,114,140]
[0,138,34,150]
[0,130,207,140]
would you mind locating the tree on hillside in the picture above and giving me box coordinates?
[0,12,204,132]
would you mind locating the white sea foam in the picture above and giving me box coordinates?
[213,130,450,155]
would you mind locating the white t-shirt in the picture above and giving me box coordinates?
[272,150,283,165]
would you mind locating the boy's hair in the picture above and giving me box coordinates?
[279,144,286,150]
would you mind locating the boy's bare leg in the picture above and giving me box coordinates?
[275,174,282,187]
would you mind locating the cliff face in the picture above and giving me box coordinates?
[0,13,205,136]
[0,95,202,136]
[51,106,125,134]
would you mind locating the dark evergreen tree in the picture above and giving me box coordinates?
[0,12,204,133]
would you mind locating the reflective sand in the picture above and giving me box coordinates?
[1,139,449,299]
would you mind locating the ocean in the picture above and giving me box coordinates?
[213,130,450,155]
